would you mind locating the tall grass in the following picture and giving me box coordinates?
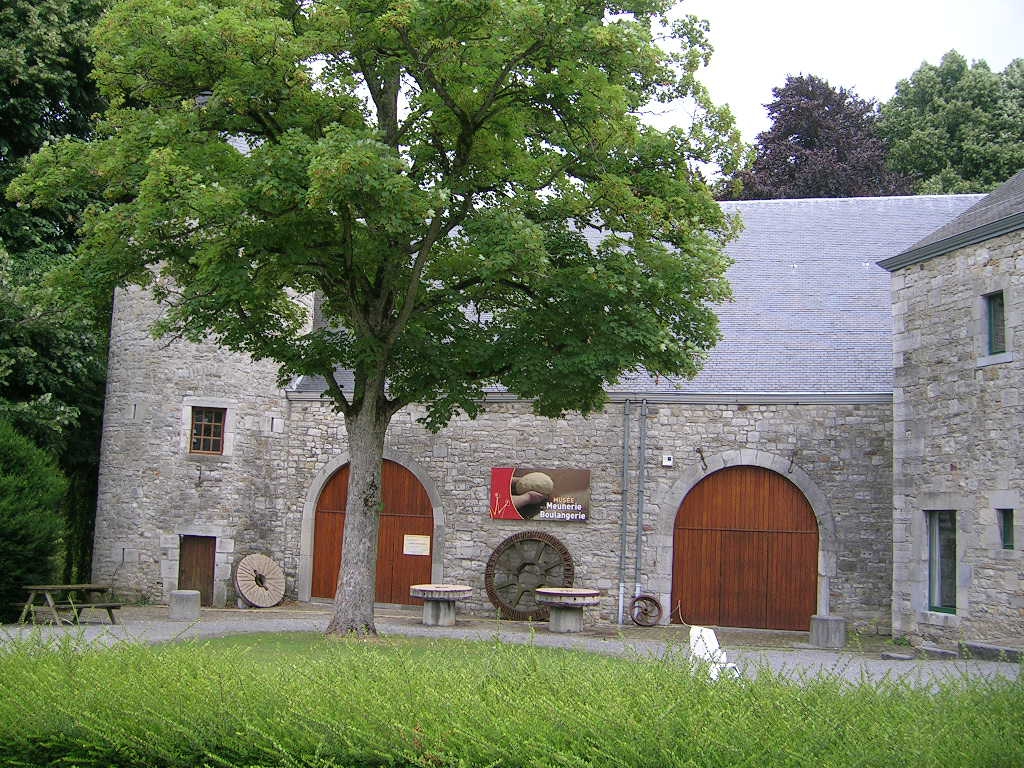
[0,631,1020,767]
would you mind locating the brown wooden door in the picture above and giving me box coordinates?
[671,466,818,631]
[178,535,216,607]
[311,460,434,604]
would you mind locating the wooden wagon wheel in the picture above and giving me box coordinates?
[484,531,574,621]
[234,553,285,608]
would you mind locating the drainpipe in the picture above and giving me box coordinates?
[634,399,648,597]
[617,399,631,624]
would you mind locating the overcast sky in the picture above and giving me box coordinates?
[649,0,1024,143]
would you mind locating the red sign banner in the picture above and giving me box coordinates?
[490,467,591,521]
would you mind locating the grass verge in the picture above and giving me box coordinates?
[0,631,1021,767]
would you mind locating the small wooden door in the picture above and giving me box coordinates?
[178,535,216,607]
[312,460,434,604]
[671,466,818,631]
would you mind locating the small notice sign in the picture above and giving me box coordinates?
[403,535,431,556]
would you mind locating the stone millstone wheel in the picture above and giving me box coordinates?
[234,553,285,608]
[484,531,574,621]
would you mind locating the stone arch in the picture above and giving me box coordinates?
[650,449,837,618]
[297,449,446,601]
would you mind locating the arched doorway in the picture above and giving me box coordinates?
[311,460,433,604]
[671,465,818,631]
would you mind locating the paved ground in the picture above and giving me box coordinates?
[3,603,1019,687]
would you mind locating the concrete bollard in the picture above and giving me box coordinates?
[808,614,847,649]
[169,589,201,621]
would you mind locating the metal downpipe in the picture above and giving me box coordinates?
[617,399,631,624]
[634,399,648,597]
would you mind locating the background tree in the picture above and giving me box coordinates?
[723,74,911,200]
[14,0,744,635]
[0,418,67,623]
[0,0,108,582]
[879,50,1024,193]
[0,246,106,580]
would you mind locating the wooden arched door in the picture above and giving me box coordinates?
[671,465,818,631]
[311,460,434,604]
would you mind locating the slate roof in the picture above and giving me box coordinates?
[290,194,982,399]
[880,169,1024,271]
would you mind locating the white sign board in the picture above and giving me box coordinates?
[403,534,431,556]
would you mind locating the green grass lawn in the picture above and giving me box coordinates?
[1,631,1021,767]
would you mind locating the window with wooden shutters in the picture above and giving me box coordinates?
[190,407,226,454]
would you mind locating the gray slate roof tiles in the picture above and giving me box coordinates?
[881,169,1024,270]
[291,194,983,398]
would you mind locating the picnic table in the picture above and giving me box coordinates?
[17,584,122,625]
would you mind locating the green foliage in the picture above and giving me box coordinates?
[0,242,107,583]
[0,0,106,273]
[0,633,1021,767]
[11,0,743,626]
[12,0,742,428]
[0,420,67,623]
[0,0,108,583]
[879,51,1024,194]
[0,249,99,448]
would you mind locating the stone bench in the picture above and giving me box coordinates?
[534,587,601,633]
[409,584,472,627]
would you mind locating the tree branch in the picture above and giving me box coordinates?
[323,368,353,416]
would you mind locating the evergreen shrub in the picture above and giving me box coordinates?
[0,419,66,622]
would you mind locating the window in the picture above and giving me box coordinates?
[986,291,1006,355]
[998,509,1014,550]
[927,510,957,613]
[189,407,226,454]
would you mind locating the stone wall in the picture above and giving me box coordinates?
[93,286,290,606]
[96,288,894,631]
[890,229,1023,643]
[282,396,893,632]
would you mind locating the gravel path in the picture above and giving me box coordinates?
[3,604,1019,688]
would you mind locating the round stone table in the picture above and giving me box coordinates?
[409,584,472,627]
[534,587,601,633]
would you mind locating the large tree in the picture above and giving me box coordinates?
[0,0,108,581]
[724,74,911,200]
[13,0,743,634]
[879,51,1024,194]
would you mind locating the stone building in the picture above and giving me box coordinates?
[93,193,981,635]
[881,170,1024,644]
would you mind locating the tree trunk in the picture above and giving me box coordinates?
[325,392,390,636]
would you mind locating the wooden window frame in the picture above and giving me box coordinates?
[189,407,226,455]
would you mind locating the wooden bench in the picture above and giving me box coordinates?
[18,585,122,625]
[17,601,122,625]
